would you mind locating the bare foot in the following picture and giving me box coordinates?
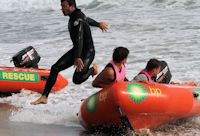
[31,96,48,105]
[92,64,98,77]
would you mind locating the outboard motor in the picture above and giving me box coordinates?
[12,46,40,68]
[155,61,172,84]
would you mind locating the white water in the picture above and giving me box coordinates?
[0,0,200,135]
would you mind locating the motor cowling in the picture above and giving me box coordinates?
[156,60,172,84]
[12,46,40,68]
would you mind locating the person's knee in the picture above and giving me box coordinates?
[73,75,83,84]
[73,73,84,85]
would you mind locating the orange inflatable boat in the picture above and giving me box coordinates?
[0,66,68,93]
[78,82,200,131]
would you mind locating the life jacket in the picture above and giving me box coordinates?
[139,69,154,83]
[109,60,126,82]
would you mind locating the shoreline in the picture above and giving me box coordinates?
[0,103,87,136]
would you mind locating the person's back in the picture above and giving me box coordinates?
[92,47,129,88]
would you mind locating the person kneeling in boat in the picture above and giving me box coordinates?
[92,47,129,88]
[132,58,162,84]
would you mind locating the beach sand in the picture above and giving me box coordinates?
[0,103,88,136]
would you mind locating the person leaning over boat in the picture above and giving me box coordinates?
[132,58,162,84]
[31,0,108,105]
[92,47,129,88]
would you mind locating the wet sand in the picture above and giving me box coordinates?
[0,103,88,136]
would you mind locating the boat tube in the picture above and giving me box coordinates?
[0,66,68,93]
[78,82,200,131]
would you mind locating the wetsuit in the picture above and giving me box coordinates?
[42,9,100,97]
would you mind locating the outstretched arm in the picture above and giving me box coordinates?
[86,17,100,27]
[86,17,108,32]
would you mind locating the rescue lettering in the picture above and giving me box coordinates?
[0,71,39,82]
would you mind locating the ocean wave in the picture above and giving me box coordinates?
[0,0,199,12]
[0,0,60,12]
[0,0,127,12]
[151,0,200,9]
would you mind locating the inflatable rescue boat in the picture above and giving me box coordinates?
[78,82,200,131]
[0,66,68,93]
[0,46,68,94]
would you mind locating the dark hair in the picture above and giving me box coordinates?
[61,0,76,8]
[112,47,129,63]
[145,59,160,71]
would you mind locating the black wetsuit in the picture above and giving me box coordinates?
[42,9,100,97]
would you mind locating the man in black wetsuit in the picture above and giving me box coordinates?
[31,0,108,105]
